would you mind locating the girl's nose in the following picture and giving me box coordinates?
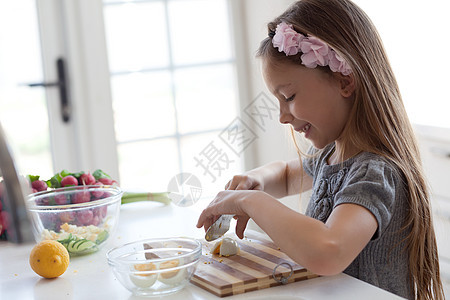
[279,106,293,124]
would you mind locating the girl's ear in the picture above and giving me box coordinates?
[336,73,355,98]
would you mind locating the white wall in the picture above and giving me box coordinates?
[240,0,298,169]
[415,125,450,280]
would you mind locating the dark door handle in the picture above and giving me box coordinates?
[25,58,70,123]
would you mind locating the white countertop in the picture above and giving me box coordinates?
[0,201,404,300]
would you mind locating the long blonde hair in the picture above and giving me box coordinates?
[257,0,444,299]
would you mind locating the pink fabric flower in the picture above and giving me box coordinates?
[328,51,352,75]
[271,22,352,75]
[299,36,330,68]
[272,22,304,56]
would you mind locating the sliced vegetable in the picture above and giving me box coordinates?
[121,192,171,205]
[58,233,101,255]
[67,239,96,253]
[96,230,109,245]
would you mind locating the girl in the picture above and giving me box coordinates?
[196,0,444,299]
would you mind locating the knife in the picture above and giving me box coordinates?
[205,214,234,242]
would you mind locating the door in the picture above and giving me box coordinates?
[0,0,79,179]
[0,0,116,181]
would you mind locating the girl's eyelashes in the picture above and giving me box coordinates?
[285,94,295,102]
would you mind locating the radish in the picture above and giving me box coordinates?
[55,194,69,205]
[91,182,105,198]
[41,197,50,205]
[93,206,107,219]
[80,173,96,185]
[61,175,78,187]
[76,210,93,225]
[31,180,48,192]
[0,212,6,234]
[72,190,91,204]
[98,177,115,185]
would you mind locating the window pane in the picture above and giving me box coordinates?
[111,71,176,142]
[104,2,169,73]
[174,64,238,134]
[168,0,232,65]
[117,138,179,191]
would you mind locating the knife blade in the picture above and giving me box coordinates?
[205,214,234,242]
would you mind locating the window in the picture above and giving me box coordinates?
[103,0,243,197]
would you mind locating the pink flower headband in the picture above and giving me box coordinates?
[271,22,352,75]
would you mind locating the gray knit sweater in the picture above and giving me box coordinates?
[303,143,412,299]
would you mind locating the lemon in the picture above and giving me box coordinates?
[29,240,70,278]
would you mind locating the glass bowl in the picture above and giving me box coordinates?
[27,185,123,256]
[106,237,202,297]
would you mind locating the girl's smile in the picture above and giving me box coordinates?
[296,123,311,136]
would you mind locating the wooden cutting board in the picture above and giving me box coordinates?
[191,231,318,297]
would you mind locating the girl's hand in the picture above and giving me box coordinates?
[196,172,265,238]
[196,190,263,239]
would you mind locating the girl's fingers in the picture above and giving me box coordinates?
[236,180,261,191]
[235,216,250,239]
[197,215,214,232]
[203,218,214,233]
[196,217,204,228]
[197,190,253,233]
[226,175,253,190]
[224,180,231,190]
[226,177,239,190]
[196,209,210,228]
[197,206,221,231]
[235,181,250,190]
[196,194,224,228]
